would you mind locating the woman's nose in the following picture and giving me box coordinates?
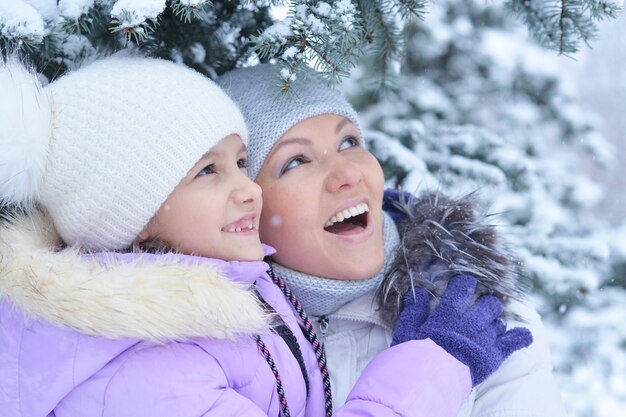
[324,157,363,193]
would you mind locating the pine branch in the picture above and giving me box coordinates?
[356,0,406,92]
[171,0,213,23]
[392,0,428,19]
[507,0,622,54]
[1,0,620,90]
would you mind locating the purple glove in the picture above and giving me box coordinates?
[391,275,533,386]
[383,188,413,223]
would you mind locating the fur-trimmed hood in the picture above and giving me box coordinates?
[0,209,270,342]
[379,191,527,326]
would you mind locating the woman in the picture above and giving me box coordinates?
[217,64,568,417]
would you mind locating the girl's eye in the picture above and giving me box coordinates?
[338,135,361,151]
[197,164,216,177]
[237,157,249,169]
[280,155,309,175]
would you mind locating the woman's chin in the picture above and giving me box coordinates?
[290,256,385,281]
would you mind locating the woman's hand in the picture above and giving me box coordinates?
[382,188,413,223]
[391,275,533,386]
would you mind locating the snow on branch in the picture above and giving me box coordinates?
[507,0,622,54]
[0,0,45,49]
[0,1,620,88]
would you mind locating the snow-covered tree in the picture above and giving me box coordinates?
[0,0,621,87]
[345,1,624,415]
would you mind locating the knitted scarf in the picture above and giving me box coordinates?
[271,212,401,317]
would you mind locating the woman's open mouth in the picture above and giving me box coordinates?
[324,203,369,235]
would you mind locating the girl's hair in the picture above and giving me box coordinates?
[128,213,171,254]
[130,238,171,255]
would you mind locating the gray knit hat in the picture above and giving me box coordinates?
[217,64,360,179]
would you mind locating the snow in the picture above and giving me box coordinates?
[179,0,204,6]
[188,42,206,64]
[58,0,94,19]
[111,0,166,27]
[23,0,57,21]
[0,0,45,40]
[259,19,293,44]
[282,46,299,59]
[481,29,562,77]
[314,2,331,17]
[269,5,288,21]
[279,67,296,82]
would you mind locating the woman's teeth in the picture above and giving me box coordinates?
[325,203,369,228]
[224,223,254,233]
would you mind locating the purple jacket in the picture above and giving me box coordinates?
[0,211,471,417]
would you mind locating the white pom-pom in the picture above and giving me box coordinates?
[0,55,51,206]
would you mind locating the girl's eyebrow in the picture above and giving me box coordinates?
[201,142,246,159]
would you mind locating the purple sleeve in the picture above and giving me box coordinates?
[335,339,472,417]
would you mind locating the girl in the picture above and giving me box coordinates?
[0,56,525,417]
[217,63,567,417]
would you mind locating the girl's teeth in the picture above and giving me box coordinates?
[224,224,254,232]
[336,212,345,222]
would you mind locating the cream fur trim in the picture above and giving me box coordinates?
[0,211,271,341]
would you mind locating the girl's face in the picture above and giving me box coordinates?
[138,134,264,261]
[256,114,385,280]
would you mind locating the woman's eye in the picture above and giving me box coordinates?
[197,164,216,177]
[338,135,360,151]
[281,155,309,175]
[237,158,249,169]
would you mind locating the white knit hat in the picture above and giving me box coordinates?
[0,55,248,251]
[217,64,361,179]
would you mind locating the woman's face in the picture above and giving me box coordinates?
[255,114,385,280]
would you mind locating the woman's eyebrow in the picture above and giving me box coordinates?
[335,118,351,134]
[271,137,311,154]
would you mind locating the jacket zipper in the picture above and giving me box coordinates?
[317,313,391,341]
[318,316,329,340]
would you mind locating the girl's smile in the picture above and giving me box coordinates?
[222,213,258,234]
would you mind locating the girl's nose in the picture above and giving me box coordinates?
[232,172,262,205]
[324,157,363,193]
